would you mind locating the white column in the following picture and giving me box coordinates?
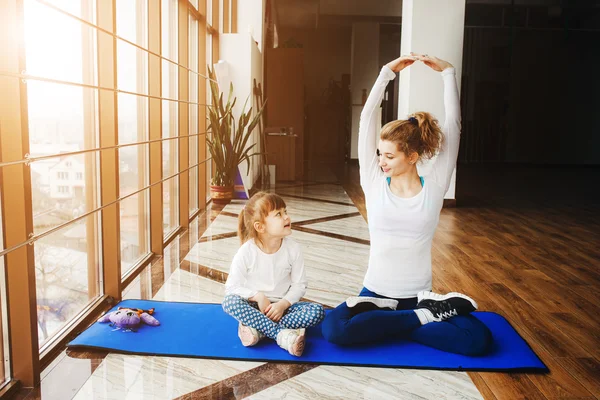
[350,22,380,159]
[236,0,266,52]
[398,0,465,199]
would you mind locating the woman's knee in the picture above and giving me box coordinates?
[469,324,493,356]
[321,309,353,345]
[461,323,493,356]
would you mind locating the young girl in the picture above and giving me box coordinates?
[322,54,492,355]
[222,192,325,357]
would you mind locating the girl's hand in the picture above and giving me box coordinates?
[411,53,454,72]
[265,299,291,323]
[251,292,271,314]
[385,55,418,73]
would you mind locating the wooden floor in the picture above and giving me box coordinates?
[335,162,600,399]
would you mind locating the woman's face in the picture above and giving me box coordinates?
[377,140,416,177]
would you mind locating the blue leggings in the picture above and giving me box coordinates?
[322,288,492,356]
[222,295,325,340]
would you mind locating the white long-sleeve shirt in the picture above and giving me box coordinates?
[359,65,461,298]
[225,237,307,304]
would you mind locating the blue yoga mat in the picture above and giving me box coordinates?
[68,299,548,372]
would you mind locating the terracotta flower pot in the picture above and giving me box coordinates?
[210,185,234,204]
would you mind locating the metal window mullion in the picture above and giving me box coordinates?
[230,0,237,33]
[223,0,230,33]
[97,0,122,301]
[165,0,179,236]
[198,0,207,210]
[209,0,219,197]
[211,0,219,60]
[81,0,101,301]
[135,0,150,262]
[178,0,190,229]
[188,14,199,217]
[148,0,163,255]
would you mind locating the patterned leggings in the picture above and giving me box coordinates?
[222,295,325,339]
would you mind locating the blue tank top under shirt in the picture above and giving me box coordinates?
[386,176,424,187]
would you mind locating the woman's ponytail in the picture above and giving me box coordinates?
[380,111,443,161]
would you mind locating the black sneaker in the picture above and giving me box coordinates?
[346,296,398,314]
[416,291,477,322]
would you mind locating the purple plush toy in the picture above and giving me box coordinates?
[98,307,160,332]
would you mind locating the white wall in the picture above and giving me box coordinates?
[250,36,263,185]
[350,22,380,159]
[218,33,264,190]
[237,0,266,52]
[399,0,465,199]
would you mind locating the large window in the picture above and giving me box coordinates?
[117,0,151,276]
[0,0,214,385]
[24,0,103,347]
[162,0,179,236]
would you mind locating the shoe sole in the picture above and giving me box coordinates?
[290,328,306,357]
[346,296,398,310]
[417,291,478,310]
[238,324,259,347]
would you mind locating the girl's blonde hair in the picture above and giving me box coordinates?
[238,192,287,245]
[380,111,443,161]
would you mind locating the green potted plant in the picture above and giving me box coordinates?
[206,65,266,203]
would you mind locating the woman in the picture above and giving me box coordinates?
[322,54,492,356]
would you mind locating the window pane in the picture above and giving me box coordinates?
[120,192,150,276]
[118,143,149,194]
[116,0,148,48]
[163,177,179,235]
[207,0,213,25]
[39,0,97,24]
[117,93,149,145]
[162,0,179,63]
[27,82,99,151]
[117,41,148,95]
[24,0,97,86]
[118,141,149,277]
[163,98,179,235]
[35,213,102,347]
[29,151,100,237]
[117,1,148,95]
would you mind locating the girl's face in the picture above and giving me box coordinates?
[377,140,416,177]
[261,207,292,238]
